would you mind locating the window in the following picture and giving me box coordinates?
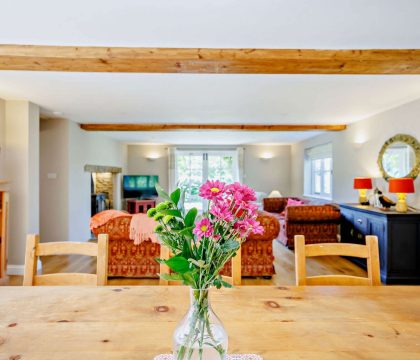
[304,143,333,199]
[174,149,240,211]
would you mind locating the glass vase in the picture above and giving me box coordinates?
[173,288,228,360]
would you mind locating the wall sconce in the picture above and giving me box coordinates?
[260,152,274,160]
[146,152,160,160]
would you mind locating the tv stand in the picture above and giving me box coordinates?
[127,199,156,214]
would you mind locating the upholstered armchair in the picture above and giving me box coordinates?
[91,214,160,277]
[263,197,341,249]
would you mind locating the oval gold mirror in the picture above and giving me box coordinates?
[378,134,420,181]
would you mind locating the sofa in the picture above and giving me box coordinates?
[92,210,279,278]
[263,197,341,249]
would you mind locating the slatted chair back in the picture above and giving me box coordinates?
[295,235,381,286]
[23,234,108,286]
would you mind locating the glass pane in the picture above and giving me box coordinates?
[314,172,321,194]
[323,171,331,194]
[314,159,322,171]
[324,157,332,171]
[176,154,203,212]
[208,155,235,183]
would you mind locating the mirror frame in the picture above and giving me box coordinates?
[377,133,420,181]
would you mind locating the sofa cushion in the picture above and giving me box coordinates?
[287,198,304,206]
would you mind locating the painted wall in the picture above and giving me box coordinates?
[291,98,420,208]
[40,118,69,243]
[126,144,291,195]
[68,121,126,242]
[4,101,40,267]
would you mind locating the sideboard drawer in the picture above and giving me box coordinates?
[353,214,368,234]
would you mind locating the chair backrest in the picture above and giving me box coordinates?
[23,234,108,286]
[159,244,241,286]
[294,235,381,286]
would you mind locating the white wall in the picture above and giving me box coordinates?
[126,144,291,195]
[291,98,420,208]
[40,118,69,243]
[5,101,40,267]
[0,99,5,179]
[68,121,125,242]
[243,144,291,194]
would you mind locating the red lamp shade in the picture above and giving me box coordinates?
[353,177,373,190]
[389,178,415,194]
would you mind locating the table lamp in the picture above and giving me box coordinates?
[353,177,372,205]
[268,190,282,198]
[389,178,415,213]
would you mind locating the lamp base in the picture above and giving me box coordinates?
[358,190,369,205]
[395,193,408,213]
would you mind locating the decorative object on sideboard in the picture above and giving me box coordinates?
[389,178,415,213]
[377,189,396,209]
[268,190,282,198]
[353,177,372,205]
[377,134,420,181]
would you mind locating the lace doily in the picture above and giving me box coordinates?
[154,355,262,360]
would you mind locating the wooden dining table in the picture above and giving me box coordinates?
[0,285,419,359]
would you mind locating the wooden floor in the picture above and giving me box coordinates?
[5,240,367,286]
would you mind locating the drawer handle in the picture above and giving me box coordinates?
[356,219,363,224]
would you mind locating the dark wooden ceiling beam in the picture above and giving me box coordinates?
[79,124,346,132]
[0,45,419,74]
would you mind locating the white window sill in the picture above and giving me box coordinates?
[303,194,333,201]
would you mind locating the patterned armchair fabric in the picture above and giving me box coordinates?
[221,210,279,277]
[92,210,280,278]
[263,197,340,249]
[92,215,160,278]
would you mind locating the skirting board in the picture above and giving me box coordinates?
[7,259,42,276]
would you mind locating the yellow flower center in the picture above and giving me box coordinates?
[200,225,208,232]
[210,187,220,193]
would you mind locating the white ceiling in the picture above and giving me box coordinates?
[1,0,420,145]
[1,0,420,48]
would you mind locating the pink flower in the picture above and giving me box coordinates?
[227,182,256,203]
[234,218,264,237]
[210,201,234,222]
[233,219,250,237]
[212,234,221,242]
[199,180,226,201]
[247,218,264,235]
[193,218,214,239]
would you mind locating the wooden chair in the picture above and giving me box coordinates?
[159,244,241,286]
[294,235,381,286]
[23,234,108,286]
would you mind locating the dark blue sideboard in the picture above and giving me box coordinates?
[340,203,420,284]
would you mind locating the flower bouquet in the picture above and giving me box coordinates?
[148,181,263,360]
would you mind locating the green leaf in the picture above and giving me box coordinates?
[182,238,193,260]
[181,272,195,286]
[159,273,184,281]
[165,256,191,273]
[221,238,240,252]
[170,188,181,206]
[178,226,194,240]
[184,208,198,227]
[221,280,233,288]
[155,183,171,202]
[162,209,183,218]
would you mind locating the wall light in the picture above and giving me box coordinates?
[146,152,160,160]
[260,152,274,160]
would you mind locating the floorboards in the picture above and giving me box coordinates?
[5,240,367,286]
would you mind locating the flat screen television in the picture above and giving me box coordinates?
[123,175,159,199]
